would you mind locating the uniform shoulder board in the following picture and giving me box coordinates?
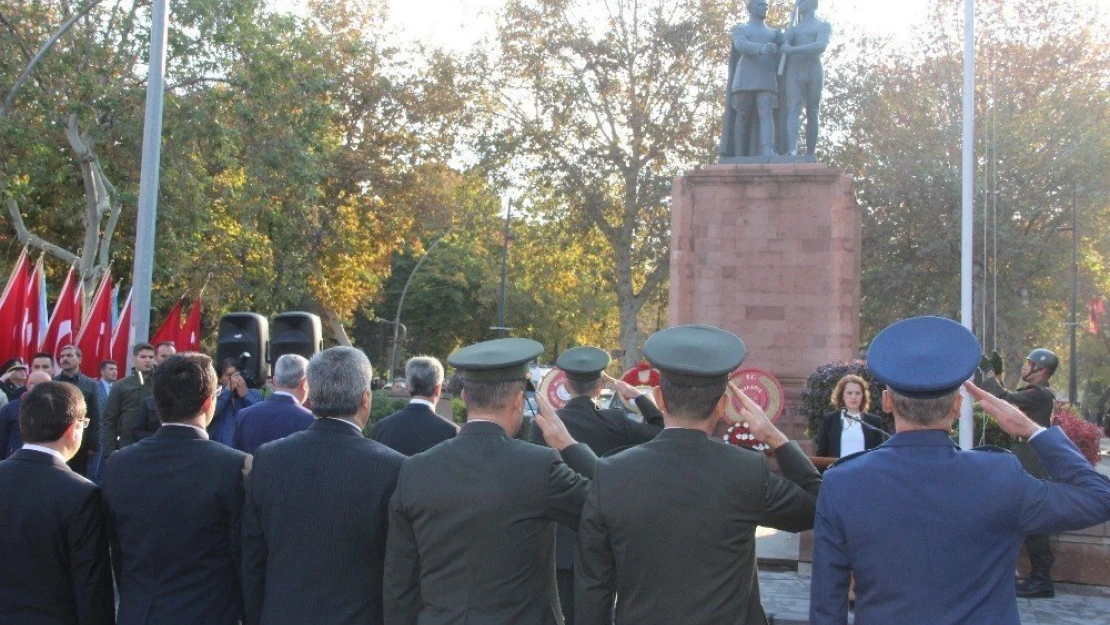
[971,445,1012,454]
[830,448,873,468]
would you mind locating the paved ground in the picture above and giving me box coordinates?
[758,568,1110,625]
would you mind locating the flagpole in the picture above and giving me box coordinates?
[959,0,975,450]
[130,0,170,347]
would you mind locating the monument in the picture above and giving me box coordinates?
[672,0,856,442]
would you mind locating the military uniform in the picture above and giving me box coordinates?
[809,317,1110,624]
[529,347,665,624]
[574,326,821,625]
[981,372,1058,591]
[383,338,598,625]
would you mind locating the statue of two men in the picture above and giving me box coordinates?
[719,0,830,159]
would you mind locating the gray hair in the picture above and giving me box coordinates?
[405,356,444,398]
[889,389,960,427]
[273,354,309,389]
[307,347,373,419]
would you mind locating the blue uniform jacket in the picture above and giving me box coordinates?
[232,394,314,454]
[811,427,1110,625]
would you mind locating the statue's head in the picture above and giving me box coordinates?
[747,0,769,20]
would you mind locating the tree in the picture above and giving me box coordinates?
[483,0,757,367]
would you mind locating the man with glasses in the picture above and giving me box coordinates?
[0,381,114,624]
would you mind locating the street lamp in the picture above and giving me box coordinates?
[387,230,452,378]
[1056,183,1079,404]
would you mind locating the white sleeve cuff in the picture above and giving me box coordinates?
[1027,426,1047,441]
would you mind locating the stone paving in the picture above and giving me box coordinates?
[758,568,1110,625]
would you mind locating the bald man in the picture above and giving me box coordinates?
[0,371,54,459]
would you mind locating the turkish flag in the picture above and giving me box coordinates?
[75,273,114,378]
[151,299,183,348]
[40,266,82,359]
[1088,297,1105,335]
[19,257,47,363]
[110,289,133,372]
[179,298,202,352]
[0,249,31,362]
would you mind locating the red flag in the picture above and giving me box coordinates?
[0,249,31,361]
[40,266,81,359]
[19,257,47,362]
[179,297,202,351]
[151,299,183,348]
[75,273,114,378]
[111,289,133,372]
[1088,297,1105,335]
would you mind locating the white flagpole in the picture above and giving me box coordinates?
[960,0,976,450]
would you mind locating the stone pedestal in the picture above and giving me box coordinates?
[669,163,860,439]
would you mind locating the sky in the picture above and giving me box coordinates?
[270,0,1109,52]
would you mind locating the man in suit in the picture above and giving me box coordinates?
[242,347,404,625]
[810,317,1110,625]
[0,381,114,624]
[102,353,250,625]
[56,344,104,478]
[233,353,314,454]
[384,338,598,625]
[980,347,1060,598]
[98,360,118,401]
[371,355,457,455]
[575,325,821,625]
[0,370,52,459]
[101,343,156,461]
[529,346,664,624]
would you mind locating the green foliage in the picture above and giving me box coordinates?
[451,397,467,424]
[367,391,408,429]
[953,407,1013,450]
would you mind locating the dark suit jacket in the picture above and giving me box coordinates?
[815,410,887,458]
[370,400,458,456]
[385,420,598,625]
[232,394,314,455]
[810,428,1110,625]
[0,449,115,625]
[0,399,22,459]
[242,417,405,625]
[102,425,250,625]
[575,429,821,625]
[530,394,664,570]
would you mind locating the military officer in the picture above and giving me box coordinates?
[575,325,821,625]
[529,346,664,624]
[980,347,1059,597]
[384,338,597,625]
[810,317,1110,625]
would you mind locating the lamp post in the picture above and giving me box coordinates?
[387,231,451,379]
[1056,183,1079,404]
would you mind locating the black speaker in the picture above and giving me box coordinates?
[270,312,323,363]
[216,313,269,388]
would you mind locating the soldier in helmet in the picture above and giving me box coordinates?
[980,347,1059,598]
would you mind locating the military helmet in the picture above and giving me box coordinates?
[1025,348,1059,376]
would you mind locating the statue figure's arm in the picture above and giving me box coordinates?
[733,27,778,56]
[782,21,831,55]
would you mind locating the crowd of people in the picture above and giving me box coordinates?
[1,316,1109,625]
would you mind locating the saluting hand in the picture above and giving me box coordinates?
[963,381,1040,440]
[602,373,642,402]
[728,381,789,450]
[533,392,577,452]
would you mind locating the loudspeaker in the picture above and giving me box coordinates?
[216,313,269,388]
[270,312,323,363]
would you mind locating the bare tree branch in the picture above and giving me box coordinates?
[5,196,80,265]
[1,0,107,118]
[65,114,106,278]
[94,161,121,268]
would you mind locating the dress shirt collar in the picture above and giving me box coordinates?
[21,444,67,462]
[323,417,364,436]
[408,397,436,410]
[161,422,210,439]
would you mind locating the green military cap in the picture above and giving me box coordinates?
[447,337,544,383]
[643,325,746,387]
[556,346,611,382]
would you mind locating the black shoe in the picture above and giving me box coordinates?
[1016,579,1055,599]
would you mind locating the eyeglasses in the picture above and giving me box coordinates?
[76,418,91,429]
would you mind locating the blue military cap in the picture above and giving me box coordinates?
[447,338,544,383]
[867,316,981,399]
[643,325,746,387]
[556,346,611,382]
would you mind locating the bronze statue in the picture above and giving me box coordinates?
[780,0,830,156]
[719,0,783,158]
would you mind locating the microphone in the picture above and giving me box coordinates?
[843,411,892,439]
